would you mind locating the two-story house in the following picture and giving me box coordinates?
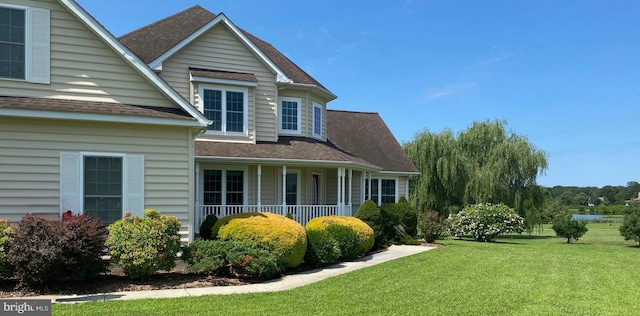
[0,1,418,241]
[118,6,419,232]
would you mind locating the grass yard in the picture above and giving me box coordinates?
[54,223,640,315]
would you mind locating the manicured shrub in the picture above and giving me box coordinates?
[380,203,403,244]
[106,209,182,279]
[620,207,640,246]
[418,210,449,243]
[185,239,279,279]
[0,220,16,278]
[325,224,361,260]
[6,214,108,287]
[355,200,386,246]
[224,241,278,279]
[305,216,374,259]
[199,214,218,240]
[215,212,307,268]
[449,204,525,242]
[304,229,341,267]
[552,216,588,244]
[396,196,418,237]
[184,239,227,275]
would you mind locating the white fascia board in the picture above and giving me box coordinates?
[280,82,338,101]
[1,108,203,127]
[195,156,382,171]
[58,0,211,127]
[148,13,292,84]
[190,75,258,87]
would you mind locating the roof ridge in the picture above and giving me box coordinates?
[327,109,379,115]
[119,5,213,40]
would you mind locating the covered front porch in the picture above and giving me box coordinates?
[194,162,379,230]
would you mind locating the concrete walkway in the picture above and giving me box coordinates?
[26,244,434,304]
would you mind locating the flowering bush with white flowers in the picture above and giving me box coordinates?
[449,204,525,242]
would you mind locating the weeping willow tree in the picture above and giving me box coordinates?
[403,119,548,230]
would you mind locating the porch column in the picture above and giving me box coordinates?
[282,166,287,212]
[367,171,372,200]
[348,169,353,215]
[195,162,201,228]
[257,165,262,208]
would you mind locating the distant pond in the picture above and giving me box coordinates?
[572,214,606,220]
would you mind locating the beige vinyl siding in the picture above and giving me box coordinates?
[0,116,195,239]
[278,90,328,139]
[161,23,278,142]
[0,0,176,108]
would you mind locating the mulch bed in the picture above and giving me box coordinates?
[0,243,441,298]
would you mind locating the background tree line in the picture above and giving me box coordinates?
[402,118,640,230]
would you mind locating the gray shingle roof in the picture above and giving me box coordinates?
[327,110,419,173]
[118,5,328,90]
[0,96,194,120]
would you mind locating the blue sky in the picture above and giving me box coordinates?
[77,0,640,188]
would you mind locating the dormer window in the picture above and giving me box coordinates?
[197,83,248,136]
[278,97,301,135]
[312,102,323,138]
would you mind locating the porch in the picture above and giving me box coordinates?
[196,204,353,229]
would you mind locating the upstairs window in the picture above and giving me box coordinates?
[198,84,248,136]
[278,97,301,135]
[312,102,322,138]
[0,5,50,83]
[0,7,25,80]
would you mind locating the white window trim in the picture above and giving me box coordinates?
[0,4,50,84]
[197,83,249,137]
[312,102,323,139]
[278,97,302,135]
[60,152,145,220]
[202,166,249,206]
[362,176,399,205]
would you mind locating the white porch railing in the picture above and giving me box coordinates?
[196,204,352,232]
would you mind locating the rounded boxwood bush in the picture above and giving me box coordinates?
[306,216,374,259]
[214,212,306,268]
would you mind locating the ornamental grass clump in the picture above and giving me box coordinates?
[449,204,525,242]
[213,212,306,269]
[106,209,181,280]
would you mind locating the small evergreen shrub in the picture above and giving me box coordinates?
[225,241,278,279]
[199,214,218,240]
[0,220,16,278]
[619,207,640,246]
[355,200,386,246]
[552,216,588,244]
[6,214,108,287]
[396,197,418,237]
[184,239,227,274]
[418,210,449,243]
[325,224,361,260]
[380,203,403,244]
[304,229,341,267]
[215,212,307,268]
[106,209,182,279]
[449,204,525,242]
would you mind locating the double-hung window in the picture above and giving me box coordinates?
[198,84,248,136]
[0,5,49,83]
[312,102,323,138]
[364,178,397,205]
[278,97,301,135]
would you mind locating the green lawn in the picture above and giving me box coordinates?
[54,223,640,315]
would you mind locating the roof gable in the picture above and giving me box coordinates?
[327,110,419,174]
[53,0,210,127]
[118,5,335,99]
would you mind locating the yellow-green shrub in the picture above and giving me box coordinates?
[306,216,374,261]
[215,212,306,268]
